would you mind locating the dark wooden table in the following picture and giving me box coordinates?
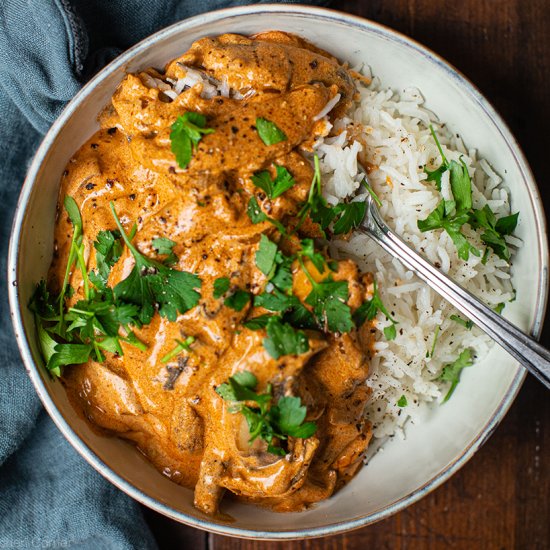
[145,1,550,548]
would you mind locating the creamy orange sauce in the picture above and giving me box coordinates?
[50,32,374,515]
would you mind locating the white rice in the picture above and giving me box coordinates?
[315,69,516,447]
[164,63,517,448]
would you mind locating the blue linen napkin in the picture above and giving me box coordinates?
[0,1,327,548]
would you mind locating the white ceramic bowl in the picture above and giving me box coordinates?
[8,4,548,540]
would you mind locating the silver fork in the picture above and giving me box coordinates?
[359,183,550,390]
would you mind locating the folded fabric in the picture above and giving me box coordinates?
[0,0,327,548]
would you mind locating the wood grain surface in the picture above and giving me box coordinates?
[144,1,550,548]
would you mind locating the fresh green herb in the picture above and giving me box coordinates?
[494,302,505,314]
[299,238,326,273]
[213,277,230,299]
[418,200,480,261]
[30,276,144,374]
[35,317,64,377]
[424,125,449,190]
[361,178,382,208]
[283,302,318,330]
[298,257,353,334]
[421,128,519,263]
[263,316,309,359]
[48,343,93,377]
[448,159,473,213]
[243,314,273,330]
[224,290,251,312]
[384,324,397,341]
[254,287,317,332]
[152,237,178,266]
[270,251,293,292]
[90,230,123,288]
[397,395,408,407]
[29,280,56,319]
[246,197,286,234]
[161,335,195,363]
[297,155,365,235]
[439,349,474,402]
[151,237,175,255]
[110,202,202,324]
[420,128,476,259]
[331,202,367,235]
[353,279,397,340]
[296,155,332,233]
[216,370,316,455]
[58,196,90,332]
[255,234,278,277]
[251,165,296,199]
[30,199,193,376]
[428,325,441,358]
[255,117,287,146]
[450,314,473,330]
[170,112,215,169]
[255,288,298,313]
[469,205,518,262]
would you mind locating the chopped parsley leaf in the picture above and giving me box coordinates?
[90,229,123,288]
[216,370,316,455]
[297,155,365,235]
[255,288,298,313]
[170,112,214,169]
[213,277,230,299]
[270,251,293,292]
[469,205,518,262]
[255,117,287,146]
[152,237,177,266]
[264,316,309,359]
[420,127,519,263]
[450,314,473,330]
[224,290,251,312]
[110,202,201,324]
[418,200,480,261]
[255,234,278,277]
[331,202,367,235]
[353,279,397,340]
[299,257,353,334]
[246,196,286,234]
[397,395,408,407]
[439,349,473,402]
[243,314,273,330]
[251,165,296,199]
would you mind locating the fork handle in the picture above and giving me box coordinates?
[363,207,550,389]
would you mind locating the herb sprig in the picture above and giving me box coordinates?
[30,198,202,376]
[252,165,296,199]
[353,279,397,340]
[439,349,473,402]
[110,202,201,324]
[255,118,287,146]
[297,155,366,236]
[419,126,519,262]
[170,112,214,169]
[215,370,316,455]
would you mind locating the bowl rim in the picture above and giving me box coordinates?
[7,3,549,541]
